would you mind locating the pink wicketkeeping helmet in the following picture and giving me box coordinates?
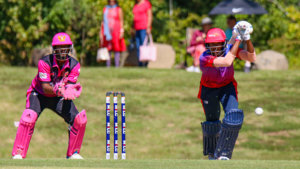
[52,32,73,61]
[52,32,73,46]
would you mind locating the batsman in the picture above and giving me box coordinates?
[198,21,256,160]
[12,32,87,159]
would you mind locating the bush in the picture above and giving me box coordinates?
[0,0,299,69]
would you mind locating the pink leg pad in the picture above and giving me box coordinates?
[67,110,87,157]
[12,109,38,158]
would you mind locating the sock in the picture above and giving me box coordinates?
[115,52,120,67]
[106,52,112,67]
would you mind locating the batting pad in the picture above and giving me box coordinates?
[214,109,244,159]
[201,120,221,156]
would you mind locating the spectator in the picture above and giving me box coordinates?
[225,15,237,41]
[100,0,126,67]
[133,0,152,67]
[186,17,213,73]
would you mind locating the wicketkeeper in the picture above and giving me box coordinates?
[12,32,87,159]
[198,21,256,160]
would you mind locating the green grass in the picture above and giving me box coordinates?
[1,67,300,164]
[1,159,300,169]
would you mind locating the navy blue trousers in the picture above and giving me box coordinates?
[200,82,239,121]
[26,89,79,125]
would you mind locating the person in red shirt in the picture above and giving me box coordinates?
[100,0,126,67]
[198,22,256,160]
[133,0,152,67]
[12,33,87,160]
[187,17,213,73]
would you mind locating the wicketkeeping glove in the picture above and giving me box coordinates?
[64,83,82,100]
[53,82,65,97]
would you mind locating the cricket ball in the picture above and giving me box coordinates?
[255,107,263,116]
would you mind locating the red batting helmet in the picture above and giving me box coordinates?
[205,28,227,57]
[205,28,226,43]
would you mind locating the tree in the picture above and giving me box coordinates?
[0,0,51,65]
[0,0,299,68]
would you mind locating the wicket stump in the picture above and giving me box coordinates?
[106,91,126,160]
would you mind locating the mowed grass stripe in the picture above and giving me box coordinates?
[1,159,300,169]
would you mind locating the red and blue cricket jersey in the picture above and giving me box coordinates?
[27,55,80,98]
[197,44,240,99]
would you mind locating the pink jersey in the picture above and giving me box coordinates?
[199,44,241,88]
[27,55,80,97]
[197,44,242,99]
[133,0,152,30]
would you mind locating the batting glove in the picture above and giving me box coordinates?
[233,28,242,41]
[233,21,253,41]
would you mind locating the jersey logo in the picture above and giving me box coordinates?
[39,72,48,79]
[58,35,66,42]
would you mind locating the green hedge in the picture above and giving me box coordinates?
[0,0,299,68]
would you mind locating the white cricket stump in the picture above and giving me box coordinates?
[122,153,126,160]
[114,153,118,160]
[106,153,110,160]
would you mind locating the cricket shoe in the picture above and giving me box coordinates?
[186,66,195,72]
[12,154,23,159]
[217,156,230,160]
[186,66,200,73]
[194,66,200,73]
[68,153,84,159]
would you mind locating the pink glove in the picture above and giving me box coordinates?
[64,85,76,100]
[73,83,82,98]
[64,83,82,100]
[53,82,65,97]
